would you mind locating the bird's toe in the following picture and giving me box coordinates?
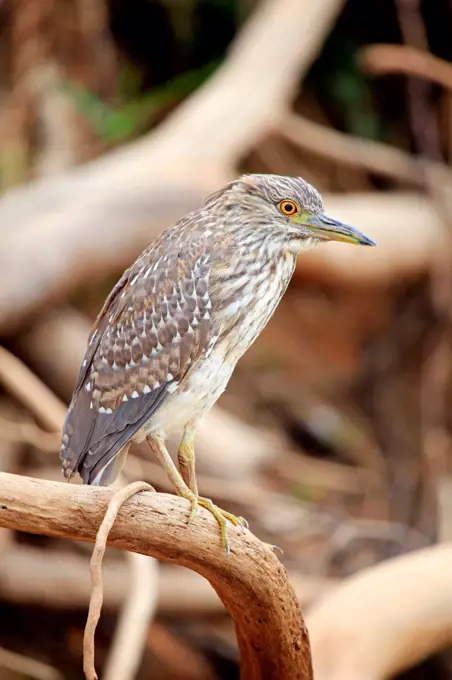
[184,493,248,556]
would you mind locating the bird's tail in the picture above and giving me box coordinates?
[88,444,130,486]
[60,387,131,486]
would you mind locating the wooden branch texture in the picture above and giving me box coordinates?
[0,472,313,680]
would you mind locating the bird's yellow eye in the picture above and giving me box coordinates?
[279,200,297,216]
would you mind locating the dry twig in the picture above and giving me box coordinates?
[0,343,158,678]
[83,481,155,680]
[103,550,159,680]
[277,112,451,186]
[361,44,452,91]
[103,471,159,680]
[0,472,313,680]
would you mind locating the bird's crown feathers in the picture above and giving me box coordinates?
[204,173,324,214]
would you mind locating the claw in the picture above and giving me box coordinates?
[185,494,247,556]
[264,542,284,555]
[187,495,199,524]
[236,515,249,530]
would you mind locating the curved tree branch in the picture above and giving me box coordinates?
[360,44,452,91]
[277,112,451,186]
[0,472,313,680]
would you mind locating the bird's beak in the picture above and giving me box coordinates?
[302,213,376,246]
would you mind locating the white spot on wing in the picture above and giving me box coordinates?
[224,300,241,316]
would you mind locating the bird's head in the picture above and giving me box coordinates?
[206,174,376,254]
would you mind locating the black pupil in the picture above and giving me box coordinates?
[284,203,293,212]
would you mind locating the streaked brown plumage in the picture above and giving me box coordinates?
[61,173,375,551]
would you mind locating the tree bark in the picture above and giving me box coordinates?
[0,472,313,680]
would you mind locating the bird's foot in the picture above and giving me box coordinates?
[264,542,284,555]
[186,493,248,556]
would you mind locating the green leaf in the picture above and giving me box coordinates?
[61,60,220,144]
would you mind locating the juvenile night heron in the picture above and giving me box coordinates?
[60,174,375,551]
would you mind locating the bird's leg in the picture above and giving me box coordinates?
[146,432,190,496]
[176,426,248,539]
[177,425,198,495]
[146,431,247,555]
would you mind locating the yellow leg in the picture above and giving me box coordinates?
[146,432,188,496]
[177,425,198,495]
[146,431,247,555]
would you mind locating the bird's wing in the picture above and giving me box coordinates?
[60,228,215,485]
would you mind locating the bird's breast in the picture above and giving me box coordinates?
[216,252,296,364]
[140,350,235,436]
[139,255,295,437]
